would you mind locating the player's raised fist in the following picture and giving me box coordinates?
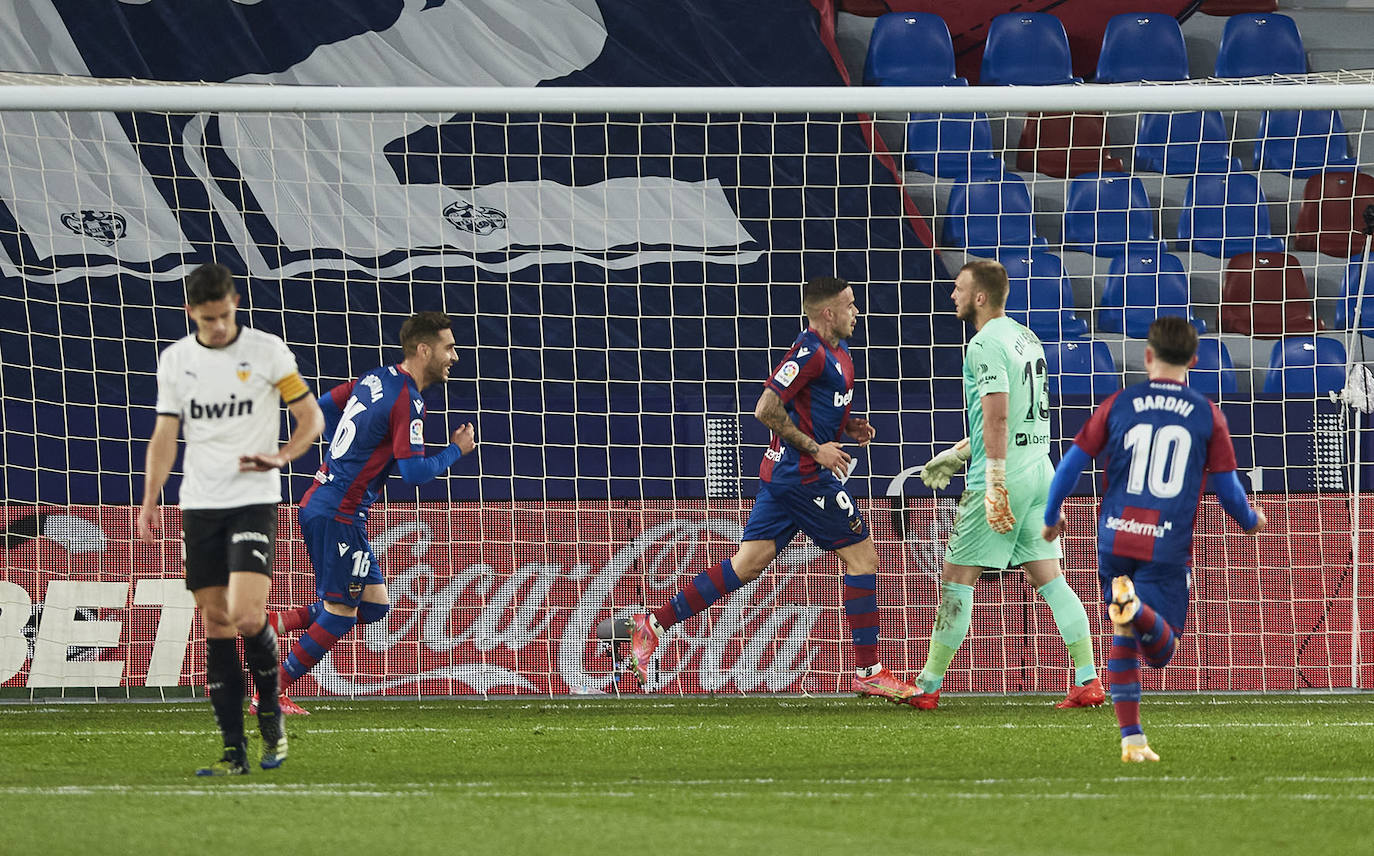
[452,423,477,454]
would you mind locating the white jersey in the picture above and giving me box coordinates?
[154,327,309,509]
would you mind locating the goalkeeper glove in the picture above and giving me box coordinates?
[984,458,1016,534]
[919,438,972,489]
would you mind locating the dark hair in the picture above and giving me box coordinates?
[802,276,850,314]
[959,260,1009,309]
[399,311,453,356]
[1148,316,1198,367]
[184,263,236,306]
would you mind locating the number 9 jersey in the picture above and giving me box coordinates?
[1072,378,1239,565]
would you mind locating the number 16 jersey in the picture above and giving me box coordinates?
[301,364,425,521]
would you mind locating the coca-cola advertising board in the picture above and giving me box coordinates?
[3,497,1370,694]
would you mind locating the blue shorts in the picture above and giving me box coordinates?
[742,481,870,553]
[1098,552,1191,633]
[299,506,384,607]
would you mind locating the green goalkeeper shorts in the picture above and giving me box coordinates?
[943,462,1060,570]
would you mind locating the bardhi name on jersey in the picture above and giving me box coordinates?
[1074,378,1240,565]
[759,328,854,485]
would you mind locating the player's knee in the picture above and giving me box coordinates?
[229,608,267,637]
[358,601,391,625]
[199,607,234,637]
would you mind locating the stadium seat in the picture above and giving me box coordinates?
[998,250,1089,341]
[1095,13,1189,83]
[942,174,1048,254]
[1293,171,1374,258]
[1220,252,1322,336]
[1134,111,1240,175]
[1262,337,1346,395]
[1045,339,1120,396]
[1098,247,1206,337]
[1334,255,1374,335]
[1061,172,1157,256]
[981,13,1082,86]
[863,12,965,86]
[1214,13,1306,78]
[1016,112,1125,179]
[905,112,1005,180]
[1176,173,1286,258]
[1189,338,1239,396]
[1254,110,1357,177]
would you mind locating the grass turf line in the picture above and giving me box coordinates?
[1,695,1372,856]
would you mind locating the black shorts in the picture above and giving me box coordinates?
[181,504,278,591]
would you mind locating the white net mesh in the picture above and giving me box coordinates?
[1,75,1371,698]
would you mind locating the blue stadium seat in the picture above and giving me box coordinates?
[1061,172,1158,256]
[1095,13,1189,83]
[1263,337,1346,394]
[1189,339,1238,396]
[863,12,965,86]
[1098,247,1206,337]
[998,250,1089,341]
[942,174,1048,253]
[1046,339,1119,396]
[1335,255,1374,335]
[1253,110,1358,177]
[1215,13,1306,78]
[981,13,1082,86]
[1176,173,1286,258]
[905,112,1004,179]
[1134,111,1240,175]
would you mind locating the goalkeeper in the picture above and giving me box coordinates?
[907,260,1103,710]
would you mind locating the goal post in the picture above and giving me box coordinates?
[0,74,1371,699]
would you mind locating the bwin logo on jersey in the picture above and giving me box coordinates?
[443,201,508,236]
[59,210,127,246]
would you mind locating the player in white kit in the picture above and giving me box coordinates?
[138,263,323,775]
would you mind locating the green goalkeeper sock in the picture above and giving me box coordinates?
[1038,575,1099,685]
[915,581,974,694]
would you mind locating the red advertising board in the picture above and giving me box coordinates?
[3,497,1371,695]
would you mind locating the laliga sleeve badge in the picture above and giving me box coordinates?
[409,418,424,445]
[773,360,800,388]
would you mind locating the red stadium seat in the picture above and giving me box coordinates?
[1016,112,1125,179]
[1292,170,1374,258]
[1221,252,1322,336]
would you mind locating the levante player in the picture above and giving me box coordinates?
[1043,317,1265,762]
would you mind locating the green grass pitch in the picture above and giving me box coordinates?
[2,694,1372,855]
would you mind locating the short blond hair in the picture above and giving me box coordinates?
[960,260,1009,310]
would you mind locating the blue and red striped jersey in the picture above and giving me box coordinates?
[1074,378,1239,564]
[758,328,855,485]
[301,364,425,520]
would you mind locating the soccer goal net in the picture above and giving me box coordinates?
[1,74,1371,700]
